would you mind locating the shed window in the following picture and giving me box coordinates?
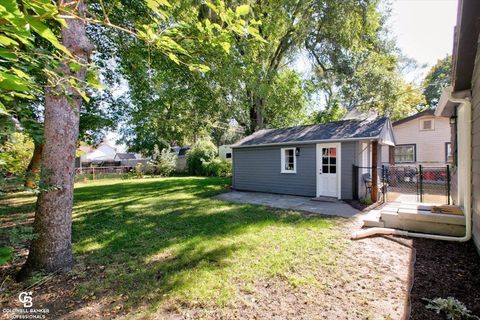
[281,148,296,173]
[394,144,416,163]
[226,152,232,159]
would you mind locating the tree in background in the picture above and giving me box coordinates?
[96,0,408,149]
[87,1,261,155]
[0,132,34,177]
[305,1,426,123]
[422,55,452,108]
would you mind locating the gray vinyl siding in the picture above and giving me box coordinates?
[471,35,480,251]
[232,142,358,199]
[232,144,316,197]
[340,142,356,199]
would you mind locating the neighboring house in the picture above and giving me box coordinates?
[219,145,233,161]
[231,117,395,200]
[77,143,148,168]
[173,146,190,172]
[381,110,452,167]
[114,152,147,167]
[435,0,480,251]
[80,143,117,163]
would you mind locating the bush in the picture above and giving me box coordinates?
[186,140,217,175]
[135,163,144,179]
[359,197,373,205]
[203,159,232,177]
[151,149,177,176]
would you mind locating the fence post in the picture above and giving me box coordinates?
[93,166,95,181]
[419,165,423,203]
[382,165,386,203]
[446,164,451,205]
[371,141,378,202]
[352,165,358,200]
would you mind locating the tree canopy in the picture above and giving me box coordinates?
[88,0,426,153]
[422,55,452,108]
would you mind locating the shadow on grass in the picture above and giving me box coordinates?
[63,177,337,316]
[2,177,338,317]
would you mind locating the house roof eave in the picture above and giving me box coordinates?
[231,136,382,149]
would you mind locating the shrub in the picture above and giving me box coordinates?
[203,159,232,177]
[0,132,34,175]
[135,163,144,179]
[151,149,177,176]
[186,140,217,175]
[423,297,477,320]
[359,197,373,205]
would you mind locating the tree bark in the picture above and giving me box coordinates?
[18,0,93,279]
[24,142,43,189]
[248,95,264,133]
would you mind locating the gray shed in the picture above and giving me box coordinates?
[231,117,395,200]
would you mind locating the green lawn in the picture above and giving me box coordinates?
[1,177,346,317]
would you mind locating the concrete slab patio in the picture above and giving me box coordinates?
[215,191,360,218]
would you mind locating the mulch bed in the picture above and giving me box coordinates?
[345,199,385,212]
[409,239,480,319]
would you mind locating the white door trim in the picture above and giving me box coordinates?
[316,143,342,199]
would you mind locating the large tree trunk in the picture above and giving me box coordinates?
[24,142,43,189]
[18,0,93,279]
[248,94,264,133]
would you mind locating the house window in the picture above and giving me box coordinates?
[281,148,296,173]
[394,144,416,163]
[420,118,435,131]
[445,142,452,163]
[226,152,232,159]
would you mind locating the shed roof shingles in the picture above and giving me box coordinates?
[234,117,388,147]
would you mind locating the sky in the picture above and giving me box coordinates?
[390,0,457,75]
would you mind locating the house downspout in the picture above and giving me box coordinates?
[352,94,472,242]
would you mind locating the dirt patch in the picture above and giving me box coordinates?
[410,239,480,319]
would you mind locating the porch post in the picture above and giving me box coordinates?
[371,140,378,202]
[389,146,395,165]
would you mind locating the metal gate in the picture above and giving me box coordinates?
[383,165,451,204]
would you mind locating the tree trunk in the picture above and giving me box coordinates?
[18,0,93,279]
[24,142,43,189]
[248,95,264,133]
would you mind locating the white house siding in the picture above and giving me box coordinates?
[471,37,480,251]
[219,145,233,161]
[381,116,451,167]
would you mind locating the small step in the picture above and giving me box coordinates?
[363,218,385,228]
[379,203,465,236]
[362,210,385,228]
[310,196,338,203]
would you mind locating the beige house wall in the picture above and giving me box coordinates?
[471,36,480,250]
[381,116,451,167]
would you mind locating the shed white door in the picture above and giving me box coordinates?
[316,143,341,198]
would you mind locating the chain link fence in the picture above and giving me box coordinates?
[353,165,452,204]
[74,166,141,182]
